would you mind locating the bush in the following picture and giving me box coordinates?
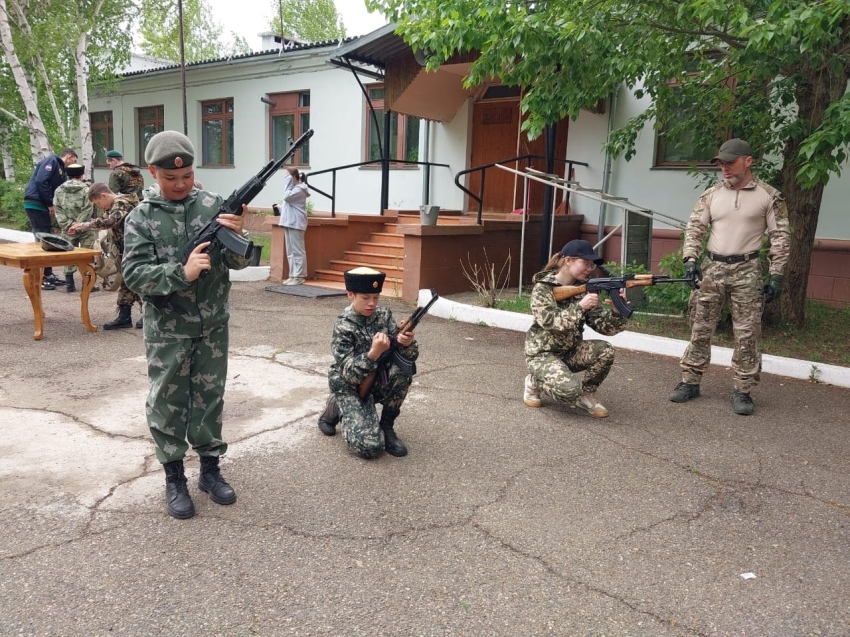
[0,180,28,230]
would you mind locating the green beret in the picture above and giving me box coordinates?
[106,149,123,159]
[66,163,85,177]
[344,267,386,293]
[144,131,195,169]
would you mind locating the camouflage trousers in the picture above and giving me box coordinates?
[333,364,412,459]
[116,278,141,308]
[144,324,229,463]
[61,230,96,275]
[680,259,764,392]
[526,339,615,404]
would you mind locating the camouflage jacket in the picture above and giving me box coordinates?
[328,305,419,393]
[525,269,627,358]
[53,180,93,232]
[109,163,145,203]
[122,188,250,339]
[89,194,137,255]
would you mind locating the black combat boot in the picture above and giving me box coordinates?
[65,273,76,293]
[103,305,132,330]
[379,409,408,457]
[163,460,195,519]
[317,394,340,436]
[198,456,237,505]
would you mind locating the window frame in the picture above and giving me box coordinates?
[137,105,165,167]
[201,97,235,167]
[363,83,420,168]
[90,111,114,168]
[267,91,310,166]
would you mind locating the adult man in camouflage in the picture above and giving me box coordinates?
[106,150,145,203]
[53,163,98,293]
[669,138,790,415]
[68,183,142,329]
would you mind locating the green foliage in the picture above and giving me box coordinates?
[268,0,346,42]
[138,0,225,62]
[0,180,28,230]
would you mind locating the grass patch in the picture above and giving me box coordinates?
[250,232,271,265]
[492,293,849,368]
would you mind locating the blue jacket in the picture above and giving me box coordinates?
[24,154,68,207]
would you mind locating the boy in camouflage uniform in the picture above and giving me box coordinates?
[317,267,418,458]
[70,183,142,330]
[106,149,145,202]
[53,163,97,293]
[523,240,629,418]
[669,139,790,416]
[122,131,250,519]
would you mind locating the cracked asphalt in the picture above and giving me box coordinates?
[0,262,848,637]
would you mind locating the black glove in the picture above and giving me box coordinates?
[762,274,784,303]
[684,259,702,290]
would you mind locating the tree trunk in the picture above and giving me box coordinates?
[778,63,850,327]
[0,0,51,161]
[74,33,93,180]
[0,128,15,180]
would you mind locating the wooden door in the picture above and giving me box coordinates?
[469,99,569,214]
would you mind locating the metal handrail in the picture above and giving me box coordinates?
[305,159,451,217]
[454,154,589,224]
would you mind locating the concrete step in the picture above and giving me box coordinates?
[328,259,403,275]
[370,232,404,246]
[343,251,404,267]
[357,241,404,255]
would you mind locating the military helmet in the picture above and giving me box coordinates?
[35,232,74,252]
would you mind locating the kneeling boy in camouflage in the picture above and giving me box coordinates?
[318,267,418,458]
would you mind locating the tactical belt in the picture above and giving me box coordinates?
[707,250,760,264]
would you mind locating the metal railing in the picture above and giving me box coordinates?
[454,154,589,224]
[305,159,451,216]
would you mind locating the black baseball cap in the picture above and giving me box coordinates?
[559,239,603,265]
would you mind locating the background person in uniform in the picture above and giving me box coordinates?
[53,163,98,293]
[278,167,310,285]
[122,130,250,520]
[23,147,78,290]
[523,239,629,419]
[317,267,418,458]
[106,149,145,203]
[69,183,142,329]
[669,138,790,416]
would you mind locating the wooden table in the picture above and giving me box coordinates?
[0,242,100,340]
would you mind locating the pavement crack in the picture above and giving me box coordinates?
[10,405,147,442]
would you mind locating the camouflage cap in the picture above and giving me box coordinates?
[35,232,74,252]
[344,267,385,293]
[106,149,123,159]
[711,138,752,163]
[144,131,195,169]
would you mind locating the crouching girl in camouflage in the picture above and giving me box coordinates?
[523,240,629,418]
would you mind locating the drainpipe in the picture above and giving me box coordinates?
[539,123,557,266]
[421,120,431,205]
[381,110,390,213]
[597,88,619,252]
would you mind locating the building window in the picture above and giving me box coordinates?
[137,105,164,167]
[90,111,113,167]
[364,85,420,164]
[201,98,235,166]
[268,91,310,165]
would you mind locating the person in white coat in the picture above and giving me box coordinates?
[278,167,311,285]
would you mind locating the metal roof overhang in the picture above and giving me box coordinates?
[330,24,475,123]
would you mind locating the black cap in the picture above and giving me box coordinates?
[344,267,386,293]
[559,239,603,265]
[66,164,85,177]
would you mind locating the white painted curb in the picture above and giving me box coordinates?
[419,289,850,389]
[0,227,37,242]
[230,266,270,282]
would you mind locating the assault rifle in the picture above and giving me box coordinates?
[182,128,314,270]
[357,292,440,399]
[553,273,696,319]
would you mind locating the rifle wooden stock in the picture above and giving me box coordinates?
[552,275,657,302]
[356,315,416,400]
